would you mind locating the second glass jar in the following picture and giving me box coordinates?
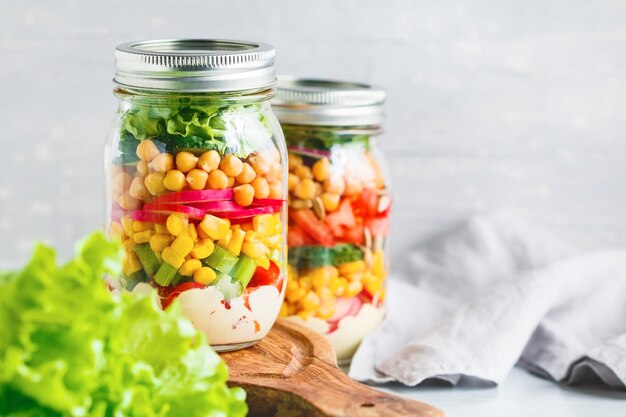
[273,79,391,362]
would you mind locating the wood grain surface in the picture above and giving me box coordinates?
[221,319,443,417]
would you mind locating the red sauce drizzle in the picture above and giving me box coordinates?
[220,299,231,310]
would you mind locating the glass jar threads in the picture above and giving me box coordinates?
[106,40,288,351]
[273,79,391,361]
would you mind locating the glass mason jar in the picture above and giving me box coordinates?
[105,40,288,351]
[272,79,391,362]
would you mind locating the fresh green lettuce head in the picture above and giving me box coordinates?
[0,232,247,417]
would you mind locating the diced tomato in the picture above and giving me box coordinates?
[249,260,281,287]
[287,225,314,247]
[161,282,205,309]
[325,199,356,237]
[291,209,335,247]
[341,223,365,245]
[354,187,378,218]
[365,216,391,237]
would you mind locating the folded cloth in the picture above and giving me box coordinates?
[349,213,626,389]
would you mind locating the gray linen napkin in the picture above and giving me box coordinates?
[349,213,626,389]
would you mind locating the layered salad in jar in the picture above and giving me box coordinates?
[107,96,287,350]
[280,128,391,361]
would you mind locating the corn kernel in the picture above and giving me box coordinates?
[338,260,366,276]
[162,247,185,269]
[266,233,282,248]
[166,214,188,236]
[244,230,264,244]
[242,241,268,259]
[316,303,336,320]
[154,224,168,234]
[330,277,348,297]
[315,287,334,302]
[171,234,194,257]
[344,280,364,298]
[194,266,217,285]
[253,214,278,236]
[279,303,289,318]
[122,238,137,252]
[299,291,320,311]
[286,287,307,303]
[299,276,312,292]
[297,310,312,320]
[255,255,270,270]
[365,278,383,295]
[133,230,153,244]
[149,234,171,252]
[227,229,245,256]
[310,268,331,289]
[120,215,133,237]
[123,253,143,276]
[321,193,340,212]
[199,214,230,240]
[187,224,198,241]
[179,259,203,276]
[287,277,299,292]
[132,221,153,232]
[108,222,124,241]
[190,239,215,259]
[217,228,233,248]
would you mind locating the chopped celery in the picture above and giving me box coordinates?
[230,255,257,289]
[215,274,243,300]
[204,246,239,274]
[155,263,178,286]
[133,243,161,276]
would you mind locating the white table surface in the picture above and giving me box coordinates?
[372,367,626,416]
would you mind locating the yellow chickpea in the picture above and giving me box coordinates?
[324,177,345,195]
[251,177,270,199]
[118,191,141,210]
[312,158,331,182]
[288,154,303,171]
[136,160,149,176]
[295,165,313,180]
[295,178,316,200]
[287,173,299,191]
[268,181,283,199]
[248,154,270,175]
[129,176,148,200]
[265,162,282,182]
[227,176,235,188]
[175,151,199,173]
[144,172,167,195]
[136,140,160,162]
[233,184,255,206]
[163,170,186,191]
[219,155,244,177]
[111,172,133,198]
[197,150,220,172]
[207,169,228,189]
[149,153,174,173]
[321,193,340,212]
[186,169,209,190]
[236,162,256,184]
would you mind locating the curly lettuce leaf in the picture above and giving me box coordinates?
[118,99,273,161]
[0,233,247,417]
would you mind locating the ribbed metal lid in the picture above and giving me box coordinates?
[272,78,386,126]
[114,39,276,93]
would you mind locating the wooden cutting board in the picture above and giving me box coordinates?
[221,319,443,417]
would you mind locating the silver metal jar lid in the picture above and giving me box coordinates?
[114,39,276,93]
[272,78,386,126]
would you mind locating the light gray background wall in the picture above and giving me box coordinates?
[1,0,625,266]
